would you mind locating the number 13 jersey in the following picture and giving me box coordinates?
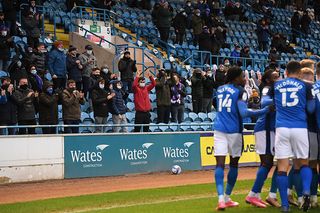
[273,77,313,128]
[214,84,247,134]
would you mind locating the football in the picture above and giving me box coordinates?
[171,165,182,175]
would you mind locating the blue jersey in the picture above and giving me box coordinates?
[312,80,320,129]
[273,77,313,128]
[254,86,276,132]
[214,84,246,133]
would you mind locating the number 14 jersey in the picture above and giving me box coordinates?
[273,77,313,128]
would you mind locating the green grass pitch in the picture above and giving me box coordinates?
[0,179,318,213]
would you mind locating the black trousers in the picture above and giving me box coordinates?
[192,97,203,113]
[175,32,185,45]
[157,105,171,124]
[53,78,66,90]
[64,120,80,133]
[42,127,57,134]
[134,111,150,132]
[18,119,36,135]
[158,27,170,42]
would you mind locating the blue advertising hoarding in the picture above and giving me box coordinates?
[64,133,201,178]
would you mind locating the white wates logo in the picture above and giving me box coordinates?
[96,144,109,151]
[184,142,194,148]
[142,143,154,149]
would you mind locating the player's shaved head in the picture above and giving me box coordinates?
[286,60,301,75]
[225,66,243,84]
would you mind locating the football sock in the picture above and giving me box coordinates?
[300,165,312,195]
[310,168,318,196]
[215,166,225,198]
[225,166,238,196]
[294,169,303,197]
[251,166,269,193]
[277,171,289,207]
[288,167,294,190]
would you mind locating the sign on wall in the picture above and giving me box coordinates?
[79,21,111,49]
[64,133,201,178]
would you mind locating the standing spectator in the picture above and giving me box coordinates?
[0,16,13,71]
[0,77,17,135]
[291,11,300,44]
[230,44,241,64]
[30,43,48,79]
[196,0,209,15]
[153,1,173,43]
[314,0,320,22]
[27,65,43,92]
[224,1,234,20]
[198,26,213,64]
[173,8,188,45]
[101,65,117,84]
[118,50,137,93]
[155,69,171,124]
[170,73,186,123]
[0,12,11,37]
[62,80,85,133]
[38,81,59,134]
[91,78,114,133]
[110,80,128,133]
[2,0,19,36]
[48,41,67,90]
[192,9,204,46]
[95,0,116,10]
[301,10,311,35]
[22,11,40,48]
[79,45,97,97]
[8,60,28,87]
[215,64,226,88]
[191,68,205,113]
[66,46,83,91]
[184,0,194,28]
[88,68,102,94]
[12,77,38,135]
[240,45,252,66]
[132,70,156,132]
[269,47,280,63]
[233,2,246,22]
[0,87,7,134]
[256,18,270,51]
[202,65,215,113]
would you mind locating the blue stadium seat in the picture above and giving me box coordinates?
[126,102,135,111]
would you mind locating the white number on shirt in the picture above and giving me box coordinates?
[313,88,320,101]
[279,88,299,107]
[217,94,232,112]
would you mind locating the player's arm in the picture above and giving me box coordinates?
[237,100,269,118]
[307,99,315,114]
[261,95,273,107]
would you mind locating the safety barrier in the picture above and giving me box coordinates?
[0,131,260,182]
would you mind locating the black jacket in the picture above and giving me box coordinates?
[30,51,47,77]
[38,83,59,125]
[203,76,215,98]
[173,12,187,33]
[191,73,204,98]
[22,16,40,38]
[155,75,171,107]
[66,54,83,82]
[215,70,226,88]
[118,57,137,81]
[12,87,37,121]
[0,90,17,125]
[91,87,111,117]
[199,32,212,51]
[0,35,13,60]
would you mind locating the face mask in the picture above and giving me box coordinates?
[207,73,212,77]
[139,82,145,87]
[183,12,187,16]
[20,84,28,90]
[69,87,76,92]
[58,48,64,51]
[87,50,93,55]
[40,49,47,53]
[187,3,191,6]
[99,84,105,89]
[1,31,7,36]
[31,69,37,75]
[17,61,22,67]
[225,62,230,66]
[200,1,204,4]
[196,13,201,16]
[117,85,122,89]
[102,68,109,73]
[47,87,53,95]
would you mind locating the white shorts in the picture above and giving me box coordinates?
[214,131,243,158]
[309,131,319,161]
[275,128,309,159]
[255,130,275,155]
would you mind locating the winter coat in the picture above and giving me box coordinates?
[155,76,171,107]
[291,13,300,31]
[118,57,137,81]
[256,24,270,42]
[62,89,85,121]
[2,0,19,22]
[198,32,212,51]
[27,72,43,92]
[156,7,173,28]
[191,73,204,98]
[48,49,67,78]
[173,13,187,33]
[203,76,215,98]
[133,76,156,112]
[38,83,59,125]
[91,86,111,117]
[12,87,37,121]
[0,90,17,125]
[23,16,40,38]
[0,35,12,60]
[30,51,47,77]
[301,14,311,31]
[214,70,226,88]
[8,65,28,86]
[192,15,203,35]
[111,87,127,115]
[66,54,83,82]
[78,52,97,78]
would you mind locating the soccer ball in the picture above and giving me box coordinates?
[171,165,182,175]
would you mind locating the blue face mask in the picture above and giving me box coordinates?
[47,87,53,95]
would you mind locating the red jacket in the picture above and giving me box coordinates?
[133,76,156,112]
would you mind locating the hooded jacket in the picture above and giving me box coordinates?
[110,81,127,115]
[91,84,112,117]
[12,87,37,121]
[38,82,59,125]
[133,76,156,112]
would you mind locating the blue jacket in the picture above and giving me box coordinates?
[111,88,127,115]
[230,50,240,58]
[0,94,7,104]
[48,49,67,78]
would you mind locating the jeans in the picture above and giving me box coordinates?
[192,97,203,113]
[134,111,150,132]
[112,114,128,133]
[202,98,213,113]
[94,116,108,133]
[157,105,171,124]
[121,80,133,93]
[18,119,36,135]
[171,104,184,123]
[64,120,80,133]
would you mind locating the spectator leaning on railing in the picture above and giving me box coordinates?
[62,80,85,134]
[12,77,38,135]
[38,81,59,134]
[133,70,156,132]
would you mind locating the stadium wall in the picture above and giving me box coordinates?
[0,132,259,183]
